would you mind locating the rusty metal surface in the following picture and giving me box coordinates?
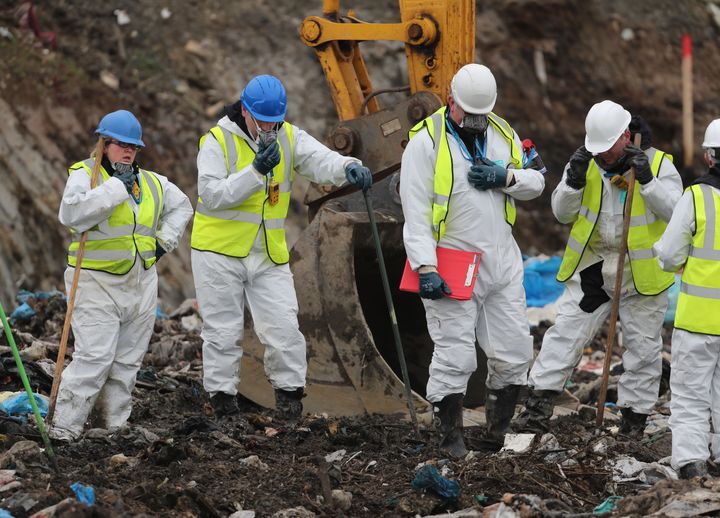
[305,91,442,217]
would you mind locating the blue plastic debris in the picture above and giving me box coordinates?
[9,303,35,324]
[0,509,14,518]
[523,256,564,308]
[156,305,168,319]
[0,393,48,417]
[15,290,65,304]
[70,482,96,506]
[593,495,622,515]
[411,464,460,500]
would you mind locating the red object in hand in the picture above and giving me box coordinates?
[681,33,692,58]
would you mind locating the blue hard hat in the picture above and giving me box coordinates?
[95,109,145,147]
[240,75,287,123]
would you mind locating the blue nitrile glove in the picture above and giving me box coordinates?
[419,271,452,300]
[345,162,373,192]
[155,243,167,261]
[468,157,508,190]
[252,141,281,175]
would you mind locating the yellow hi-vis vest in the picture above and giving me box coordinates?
[191,123,295,264]
[408,107,523,241]
[675,184,720,335]
[556,148,675,295]
[66,158,164,275]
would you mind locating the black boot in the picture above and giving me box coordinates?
[275,388,304,421]
[484,385,521,451]
[515,388,560,432]
[679,460,708,479]
[619,408,648,439]
[434,394,468,458]
[210,392,240,417]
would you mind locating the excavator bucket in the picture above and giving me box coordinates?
[238,184,488,417]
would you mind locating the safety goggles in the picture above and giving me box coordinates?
[107,139,141,151]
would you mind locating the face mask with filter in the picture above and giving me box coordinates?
[252,118,279,148]
[459,114,488,134]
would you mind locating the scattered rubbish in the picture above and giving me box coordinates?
[160,7,172,19]
[593,495,622,515]
[270,506,314,518]
[0,509,12,518]
[324,449,346,463]
[331,489,352,511]
[620,27,635,41]
[0,441,45,471]
[240,455,269,471]
[69,482,95,506]
[710,2,720,30]
[3,492,38,513]
[228,511,256,518]
[523,256,563,308]
[501,433,535,453]
[9,304,34,324]
[611,455,677,484]
[0,27,12,40]
[30,498,76,518]
[411,464,459,500]
[109,453,140,469]
[113,9,130,25]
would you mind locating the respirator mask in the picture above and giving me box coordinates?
[459,114,488,134]
[252,117,279,148]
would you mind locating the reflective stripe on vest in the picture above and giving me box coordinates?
[675,184,720,335]
[190,123,295,263]
[408,107,523,241]
[66,158,164,275]
[556,148,675,295]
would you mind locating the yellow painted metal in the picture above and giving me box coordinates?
[300,0,475,121]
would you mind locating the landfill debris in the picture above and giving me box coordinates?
[271,507,315,518]
[331,489,352,511]
[29,498,75,518]
[240,455,269,471]
[523,255,563,308]
[113,9,130,25]
[160,7,172,19]
[411,464,460,501]
[611,455,678,484]
[0,392,47,417]
[109,453,140,469]
[501,433,535,454]
[69,482,95,506]
[228,511,256,518]
[324,449,346,463]
[593,495,622,515]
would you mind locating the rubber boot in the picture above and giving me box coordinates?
[679,460,709,479]
[210,392,240,417]
[619,408,648,439]
[433,393,468,458]
[483,385,521,451]
[515,388,561,432]
[275,388,304,421]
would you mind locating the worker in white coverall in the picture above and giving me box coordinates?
[400,64,546,457]
[51,110,193,441]
[191,75,372,420]
[654,119,720,479]
[518,101,683,438]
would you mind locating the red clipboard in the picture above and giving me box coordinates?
[399,247,482,301]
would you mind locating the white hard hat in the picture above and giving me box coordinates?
[702,119,720,148]
[450,64,497,115]
[584,100,632,154]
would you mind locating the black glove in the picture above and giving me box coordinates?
[629,115,652,150]
[113,163,137,196]
[624,145,653,184]
[419,271,452,300]
[155,243,167,262]
[566,146,592,189]
[252,141,281,175]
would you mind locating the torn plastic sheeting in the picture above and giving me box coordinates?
[501,433,535,453]
[70,482,95,506]
[15,290,65,305]
[9,303,34,324]
[0,392,48,417]
[0,510,13,518]
[610,455,677,484]
[523,256,564,308]
[593,495,622,515]
[411,464,460,500]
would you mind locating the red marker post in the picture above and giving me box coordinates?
[682,33,693,168]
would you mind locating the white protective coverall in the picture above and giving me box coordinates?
[194,116,357,396]
[654,184,720,469]
[400,121,545,403]
[528,153,682,414]
[53,166,192,439]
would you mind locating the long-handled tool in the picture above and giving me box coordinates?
[362,189,420,437]
[47,138,105,424]
[0,300,57,470]
[596,133,642,427]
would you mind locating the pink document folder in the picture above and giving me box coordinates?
[399,247,482,301]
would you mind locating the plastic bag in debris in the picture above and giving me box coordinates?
[70,482,95,506]
[523,256,564,308]
[0,509,13,518]
[411,464,460,500]
[0,392,48,417]
[9,303,34,324]
[593,495,622,515]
